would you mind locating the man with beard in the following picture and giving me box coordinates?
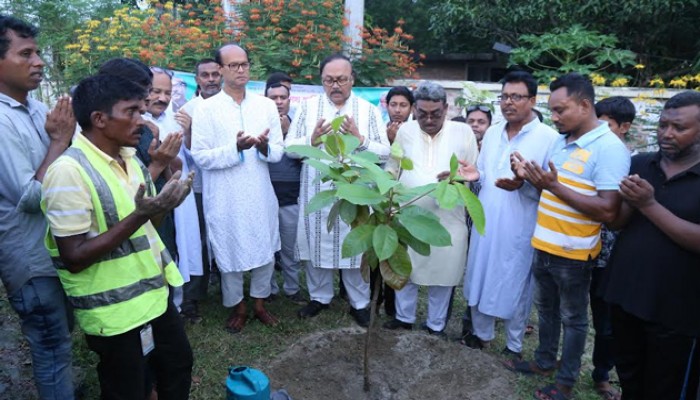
[42,74,193,400]
[462,71,558,360]
[191,44,284,333]
[0,15,76,399]
[385,85,414,143]
[602,91,700,400]
[285,54,390,327]
[507,73,630,400]
[265,73,305,304]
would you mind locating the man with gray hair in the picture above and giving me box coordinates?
[384,81,479,335]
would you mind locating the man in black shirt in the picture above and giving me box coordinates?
[604,91,700,399]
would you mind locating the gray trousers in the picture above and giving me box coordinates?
[271,204,301,296]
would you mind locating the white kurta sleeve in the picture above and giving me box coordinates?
[191,103,241,170]
[284,101,312,158]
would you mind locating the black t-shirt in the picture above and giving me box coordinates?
[603,152,700,336]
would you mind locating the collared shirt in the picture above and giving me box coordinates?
[144,110,182,141]
[603,152,700,336]
[0,92,56,295]
[531,123,630,261]
[42,133,163,267]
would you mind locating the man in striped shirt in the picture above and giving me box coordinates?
[506,73,630,400]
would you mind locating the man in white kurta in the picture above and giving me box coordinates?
[285,54,389,327]
[463,71,558,355]
[191,44,283,333]
[384,82,479,334]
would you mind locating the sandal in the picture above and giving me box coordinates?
[595,384,621,400]
[503,359,553,377]
[534,384,571,400]
[254,308,279,327]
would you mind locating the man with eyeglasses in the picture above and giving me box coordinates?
[191,44,284,333]
[285,53,389,327]
[177,58,223,323]
[506,73,630,400]
[381,81,478,335]
[461,71,558,362]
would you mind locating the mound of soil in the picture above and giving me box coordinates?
[266,327,518,400]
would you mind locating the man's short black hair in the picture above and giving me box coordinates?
[664,91,700,119]
[319,53,352,76]
[214,43,248,66]
[0,15,38,59]
[98,58,153,90]
[73,74,146,132]
[502,70,538,97]
[265,71,293,96]
[550,73,595,105]
[386,86,414,106]
[595,96,636,125]
[194,58,218,75]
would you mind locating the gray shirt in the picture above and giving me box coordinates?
[0,92,56,295]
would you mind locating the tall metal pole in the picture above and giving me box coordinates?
[343,0,364,59]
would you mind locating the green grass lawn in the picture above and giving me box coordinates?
[4,272,615,399]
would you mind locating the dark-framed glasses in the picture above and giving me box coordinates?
[225,62,251,71]
[497,94,532,103]
[322,76,351,87]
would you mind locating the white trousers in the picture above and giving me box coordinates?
[221,262,274,307]
[471,294,533,353]
[395,282,453,332]
[306,265,369,310]
[271,204,301,295]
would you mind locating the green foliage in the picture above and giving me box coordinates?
[289,117,484,291]
[509,25,636,83]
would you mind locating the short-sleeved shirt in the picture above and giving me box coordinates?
[531,123,630,261]
[603,152,700,336]
[42,133,164,268]
[0,92,56,295]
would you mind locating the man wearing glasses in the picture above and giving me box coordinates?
[285,53,389,327]
[191,44,284,333]
[462,71,558,361]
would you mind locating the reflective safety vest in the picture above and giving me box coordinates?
[44,141,183,336]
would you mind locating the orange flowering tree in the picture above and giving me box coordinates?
[237,0,421,85]
[61,0,420,87]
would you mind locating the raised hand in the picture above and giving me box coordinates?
[236,130,257,150]
[495,177,524,191]
[341,115,363,142]
[255,129,270,155]
[149,131,182,167]
[619,174,656,209]
[386,121,402,144]
[45,95,75,145]
[174,109,192,134]
[134,170,193,217]
[311,118,331,146]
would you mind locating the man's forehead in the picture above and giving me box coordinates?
[502,81,529,94]
[267,86,289,97]
[322,59,351,76]
[220,46,248,63]
[197,62,220,73]
[661,105,700,121]
[415,100,444,110]
[5,30,38,51]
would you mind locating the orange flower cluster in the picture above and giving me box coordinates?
[62,0,421,86]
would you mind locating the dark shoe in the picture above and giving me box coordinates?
[349,307,370,327]
[461,333,485,349]
[501,346,522,360]
[502,359,554,377]
[297,300,328,318]
[420,322,446,337]
[181,301,203,324]
[382,318,413,330]
[285,291,307,305]
[265,293,278,303]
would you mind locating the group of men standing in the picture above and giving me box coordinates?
[1,12,699,400]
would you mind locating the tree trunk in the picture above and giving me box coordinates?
[363,271,382,392]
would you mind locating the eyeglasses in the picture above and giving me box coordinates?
[322,76,351,87]
[224,62,251,71]
[150,66,174,78]
[466,105,491,114]
[497,94,532,103]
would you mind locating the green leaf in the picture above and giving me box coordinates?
[456,184,486,235]
[449,153,458,179]
[375,173,401,195]
[351,151,380,165]
[342,134,361,154]
[304,159,331,176]
[336,183,385,205]
[286,145,334,161]
[390,141,404,159]
[361,248,379,284]
[435,180,460,210]
[380,260,409,290]
[325,133,341,157]
[372,224,398,261]
[330,115,345,133]
[388,244,412,277]
[339,200,358,225]
[394,223,431,256]
[327,200,342,233]
[351,205,370,228]
[400,157,414,171]
[396,205,452,247]
[341,224,376,258]
[305,189,337,215]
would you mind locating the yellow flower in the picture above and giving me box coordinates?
[649,78,665,87]
[65,44,81,50]
[110,46,119,51]
[86,20,101,29]
[611,77,629,87]
[80,45,90,53]
[669,78,687,88]
[634,64,645,70]
[164,1,174,10]
[97,45,107,51]
[590,73,606,86]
